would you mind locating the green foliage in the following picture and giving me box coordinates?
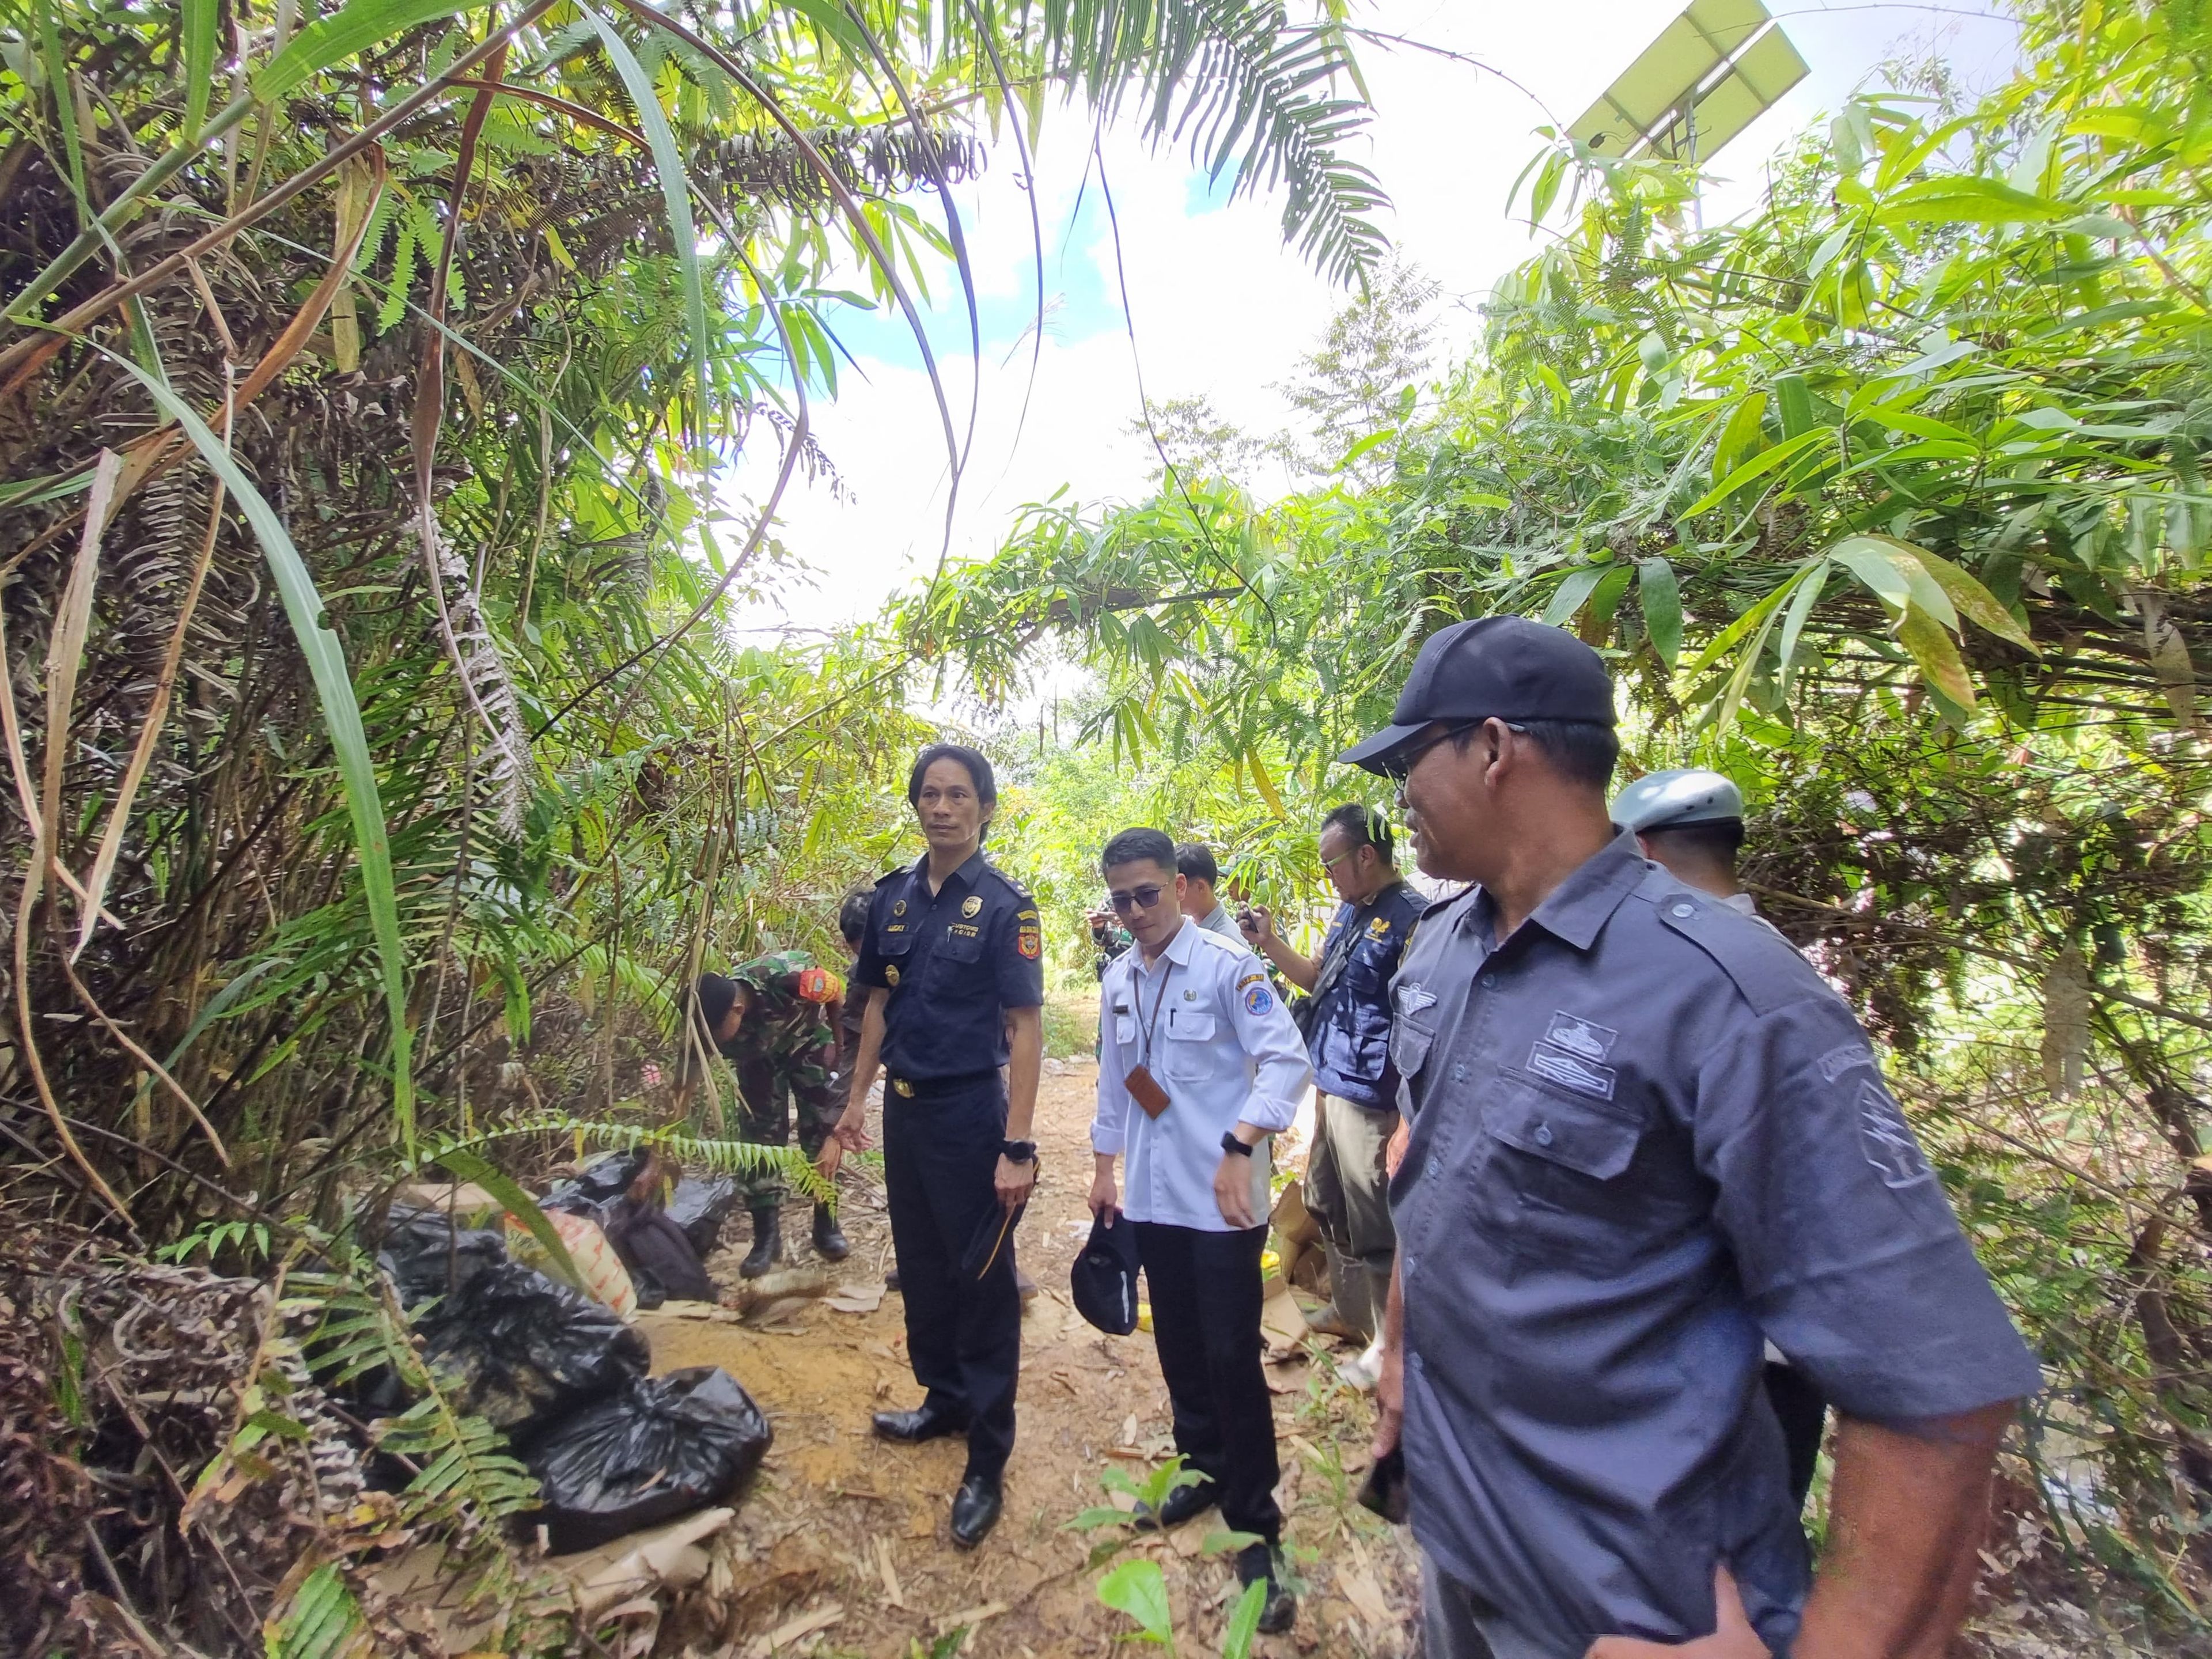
[1096,1556,1176,1647]
[264,1563,365,1659]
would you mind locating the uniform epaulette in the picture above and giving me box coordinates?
[1420,885,1478,922]
[982,859,1035,902]
[1647,881,1819,1018]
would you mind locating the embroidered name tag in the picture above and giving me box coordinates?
[1526,1043,1617,1100]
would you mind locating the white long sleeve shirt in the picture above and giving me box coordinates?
[1092,918,1313,1231]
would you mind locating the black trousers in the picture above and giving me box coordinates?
[1134,1220,1281,1541]
[1764,1361,1827,1512]
[882,1073,1020,1480]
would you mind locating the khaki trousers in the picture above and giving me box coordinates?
[1304,1093,1397,1334]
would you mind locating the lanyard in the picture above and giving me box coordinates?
[1137,958,1177,1067]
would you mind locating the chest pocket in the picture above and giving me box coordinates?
[1159,1007,1217,1080]
[1478,1078,1648,1268]
[926,924,984,988]
[1111,1010,1138,1053]
[1390,1017,1436,1116]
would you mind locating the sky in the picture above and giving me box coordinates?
[724,0,2027,641]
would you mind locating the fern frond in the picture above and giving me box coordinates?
[415,1113,832,1202]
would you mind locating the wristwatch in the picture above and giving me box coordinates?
[1000,1139,1037,1164]
[1219,1132,1253,1157]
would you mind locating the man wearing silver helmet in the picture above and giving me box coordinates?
[1612,769,1824,1517]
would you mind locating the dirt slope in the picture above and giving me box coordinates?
[634,1058,1421,1657]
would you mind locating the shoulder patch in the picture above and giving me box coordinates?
[1650,883,1816,1017]
[1243,983,1276,1016]
[1237,970,1268,990]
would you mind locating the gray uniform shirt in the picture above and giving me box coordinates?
[1388,832,2040,1652]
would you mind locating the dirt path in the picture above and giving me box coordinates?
[632,1058,1421,1657]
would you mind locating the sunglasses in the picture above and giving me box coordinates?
[1108,884,1170,915]
[1379,720,1525,782]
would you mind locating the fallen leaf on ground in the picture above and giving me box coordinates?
[741,1600,843,1659]
[827,1283,885,1313]
[1340,1565,1391,1629]
[936,1601,1008,1636]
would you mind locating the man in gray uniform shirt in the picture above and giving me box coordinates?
[1343,618,2041,1659]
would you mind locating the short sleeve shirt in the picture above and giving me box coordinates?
[853,850,1045,1080]
[1388,831,2040,1652]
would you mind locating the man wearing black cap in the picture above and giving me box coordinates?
[1345,617,2041,1658]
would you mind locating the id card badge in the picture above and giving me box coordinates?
[1124,1063,1171,1120]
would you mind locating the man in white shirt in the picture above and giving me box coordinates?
[1175,841,1245,942]
[1089,828,1312,1635]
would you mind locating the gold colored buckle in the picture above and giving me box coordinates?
[892,1077,915,1097]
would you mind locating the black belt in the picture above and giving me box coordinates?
[887,1069,999,1100]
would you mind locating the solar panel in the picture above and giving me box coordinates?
[1567,0,1805,166]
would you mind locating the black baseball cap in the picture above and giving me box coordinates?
[1339,616,1615,775]
[1070,1213,1141,1335]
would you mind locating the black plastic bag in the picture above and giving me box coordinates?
[414,1260,649,1442]
[664,1172,738,1256]
[376,1205,509,1309]
[525,1366,772,1551]
[603,1200,715,1304]
[541,1150,649,1222]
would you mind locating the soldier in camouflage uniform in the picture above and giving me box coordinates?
[694,952,850,1277]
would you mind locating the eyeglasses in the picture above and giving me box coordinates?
[1108,884,1169,914]
[1320,847,1363,873]
[1378,720,1522,783]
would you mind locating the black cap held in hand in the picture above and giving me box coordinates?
[1339,616,1615,775]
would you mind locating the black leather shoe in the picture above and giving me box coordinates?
[1131,1476,1217,1532]
[1236,1542,1296,1635]
[950,1473,1002,1549]
[740,1206,782,1279]
[872,1407,968,1444]
[812,1202,850,1262]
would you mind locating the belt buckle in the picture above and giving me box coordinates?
[892,1077,915,1097]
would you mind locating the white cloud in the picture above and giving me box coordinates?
[725,0,2024,639]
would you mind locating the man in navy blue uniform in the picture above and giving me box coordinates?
[820,743,1044,1550]
[1240,804,1423,1364]
[1346,617,2041,1659]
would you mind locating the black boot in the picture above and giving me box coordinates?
[740,1206,781,1279]
[812,1202,849,1262]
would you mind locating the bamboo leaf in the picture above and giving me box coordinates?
[1898,543,2036,651]
[256,0,480,104]
[1874,176,2073,226]
[180,0,217,140]
[1896,599,1977,713]
[1678,428,1828,520]
[100,355,416,1145]
[1247,750,1287,820]
[1776,558,1830,698]
[583,7,709,395]
[1637,556,1682,668]
[1831,535,1956,631]
[1543,563,1611,627]
[433,1147,584,1290]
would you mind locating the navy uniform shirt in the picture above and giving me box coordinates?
[853,850,1045,1080]
[1309,880,1426,1110]
[1388,831,2040,1652]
